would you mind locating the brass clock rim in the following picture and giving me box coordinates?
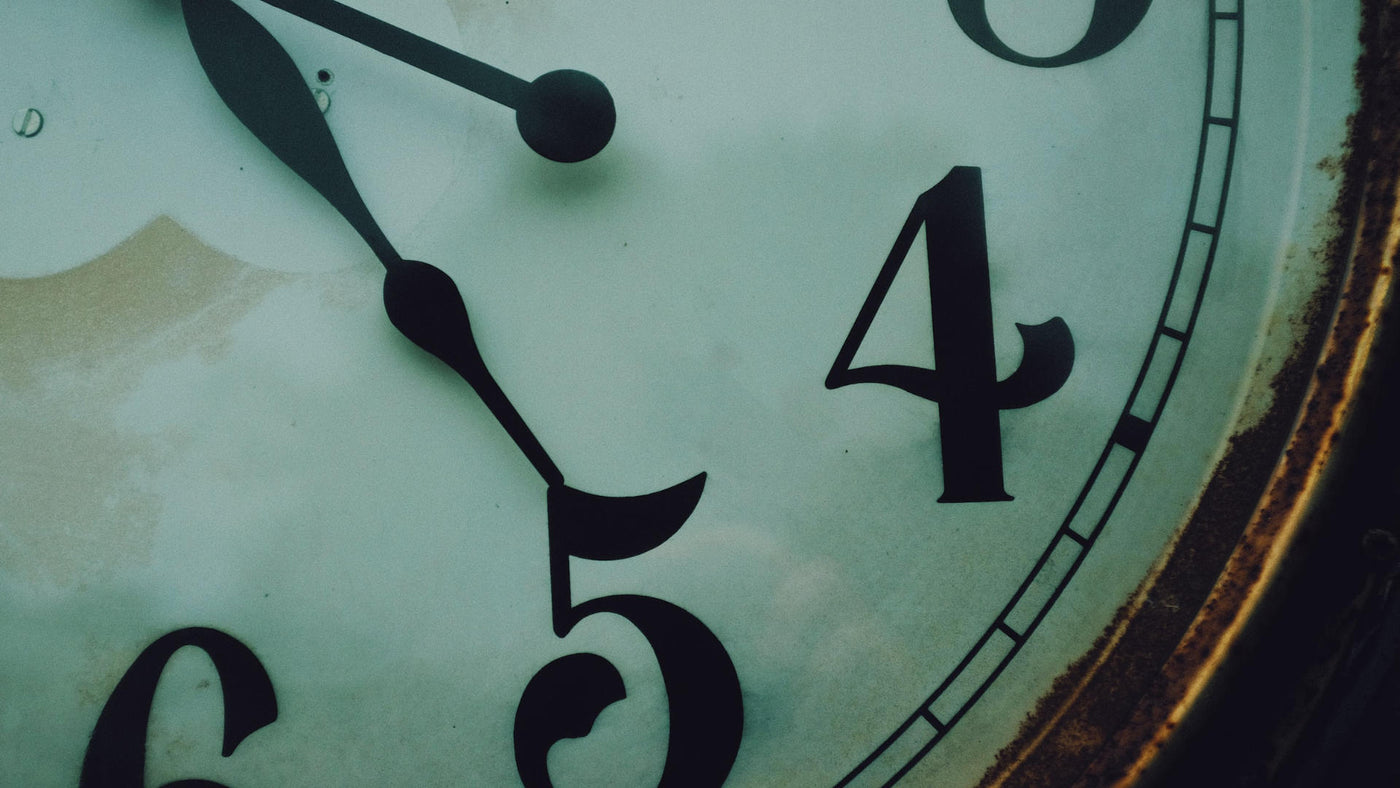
[978,1,1400,784]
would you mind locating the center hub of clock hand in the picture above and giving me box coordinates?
[185,0,564,486]
[252,0,615,163]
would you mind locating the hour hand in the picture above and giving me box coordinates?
[252,0,615,162]
[381,259,564,486]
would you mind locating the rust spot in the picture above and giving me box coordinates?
[1318,155,1347,180]
[977,2,1400,785]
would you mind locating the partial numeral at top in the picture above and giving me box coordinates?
[948,0,1154,67]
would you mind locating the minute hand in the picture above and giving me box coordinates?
[253,0,616,163]
[259,0,523,104]
[185,0,564,486]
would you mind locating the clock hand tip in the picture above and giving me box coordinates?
[516,69,616,163]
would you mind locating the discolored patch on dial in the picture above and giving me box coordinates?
[0,217,291,585]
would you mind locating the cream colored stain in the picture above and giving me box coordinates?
[444,0,532,24]
[0,217,291,586]
[443,0,553,42]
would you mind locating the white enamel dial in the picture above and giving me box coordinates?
[1,2,1376,785]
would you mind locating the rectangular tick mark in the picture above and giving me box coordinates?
[1113,414,1154,453]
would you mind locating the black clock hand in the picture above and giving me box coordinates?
[251,0,615,163]
[184,0,563,486]
[183,5,744,774]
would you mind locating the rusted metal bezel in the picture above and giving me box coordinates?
[978,2,1400,785]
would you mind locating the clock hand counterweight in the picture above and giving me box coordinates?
[250,0,615,163]
[184,0,564,486]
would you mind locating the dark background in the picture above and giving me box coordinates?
[1156,286,1400,785]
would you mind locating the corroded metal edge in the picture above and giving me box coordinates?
[975,2,1400,785]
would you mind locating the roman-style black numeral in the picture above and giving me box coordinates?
[827,167,1074,502]
[948,0,1153,67]
[514,477,743,788]
[81,628,277,788]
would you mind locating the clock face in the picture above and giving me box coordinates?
[1,1,1388,785]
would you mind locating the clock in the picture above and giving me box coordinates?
[2,1,1395,786]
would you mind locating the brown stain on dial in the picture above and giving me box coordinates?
[0,217,290,586]
[977,1,1400,785]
